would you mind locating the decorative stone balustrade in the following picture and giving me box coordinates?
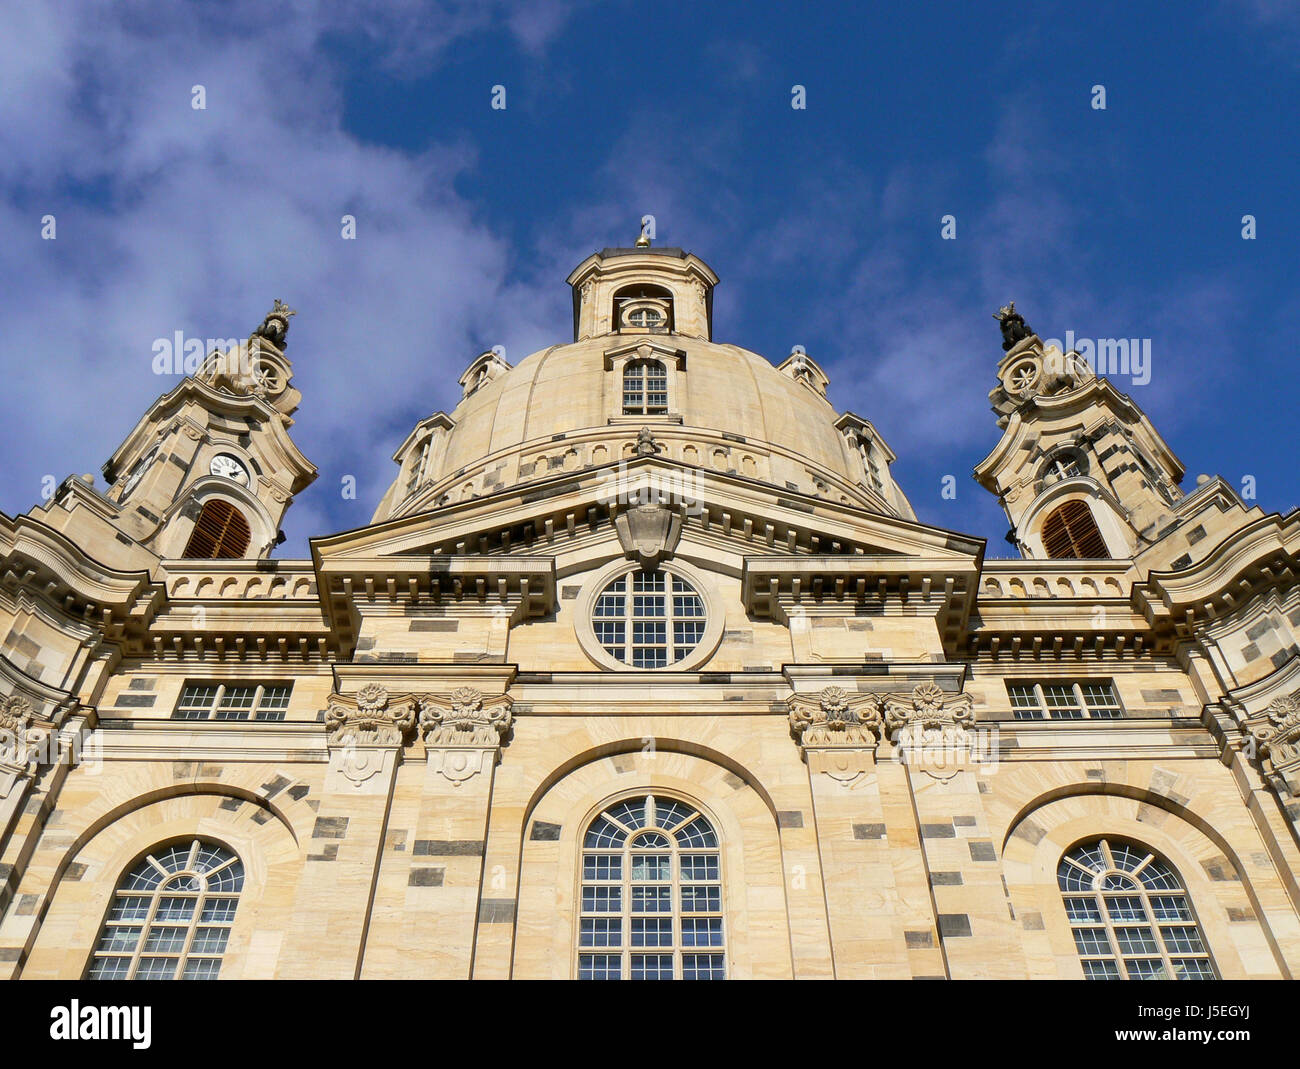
[165,567,317,600]
[978,562,1133,600]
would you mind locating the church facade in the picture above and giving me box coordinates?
[2,240,1299,980]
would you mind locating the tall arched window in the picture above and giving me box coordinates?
[86,839,245,980]
[578,794,725,980]
[1058,838,1216,980]
[1041,499,1109,559]
[183,499,251,559]
[622,360,668,415]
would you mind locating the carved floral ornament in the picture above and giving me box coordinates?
[884,682,975,736]
[323,685,512,748]
[787,686,881,748]
[788,683,974,751]
[324,683,417,747]
[0,694,52,797]
[418,686,513,748]
[1243,691,1300,789]
[323,684,513,788]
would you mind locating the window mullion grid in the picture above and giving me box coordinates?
[622,572,633,665]
[665,577,677,666]
[176,882,203,977]
[1149,885,1179,980]
[1096,884,1122,978]
[620,841,631,979]
[671,836,682,979]
[124,890,162,980]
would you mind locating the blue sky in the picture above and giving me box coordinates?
[2,0,1296,556]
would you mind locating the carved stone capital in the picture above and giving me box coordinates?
[879,683,979,777]
[788,686,883,749]
[0,695,52,798]
[418,687,512,787]
[419,687,513,748]
[324,683,417,748]
[1243,691,1300,796]
[882,683,974,734]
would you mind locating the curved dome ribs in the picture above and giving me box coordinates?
[374,245,915,525]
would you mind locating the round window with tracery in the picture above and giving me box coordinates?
[591,568,706,668]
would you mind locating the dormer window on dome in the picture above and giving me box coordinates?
[458,349,512,400]
[622,359,668,415]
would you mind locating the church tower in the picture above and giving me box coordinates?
[77,301,316,560]
[973,303,1239,565]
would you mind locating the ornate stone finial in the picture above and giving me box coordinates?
[635,220,651,247]
[253,298,296,349]
[634,427,662,457]
[993,301,1033,351]
[419,687,514,786]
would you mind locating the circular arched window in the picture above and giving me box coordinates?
[1058,838,1216,980]
[577,560,723,671]
[578,794,725,980]
[593,567,704,668]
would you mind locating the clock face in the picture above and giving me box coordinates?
[209,453,250,486]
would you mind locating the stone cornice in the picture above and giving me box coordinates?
[103,378,316,492]
[1134,511,1300,635]
[744,554,980,648]
[974,377,1181,491]
[0,512,162,640]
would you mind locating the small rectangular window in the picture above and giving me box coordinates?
[173,682,294,721]
[1004,680,1124,720]
[405,439,431,496]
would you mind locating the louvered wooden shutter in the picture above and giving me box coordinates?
[1041,500,1109,559]
[183,500,251,559]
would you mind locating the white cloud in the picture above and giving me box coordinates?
[0,1,576,553]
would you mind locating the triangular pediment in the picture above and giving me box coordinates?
[312,455,984,567]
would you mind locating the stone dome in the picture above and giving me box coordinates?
[374,246,914,523]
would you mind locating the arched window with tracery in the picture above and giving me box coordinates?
[1041,499,1109,559]
[622,360,668,415]
[183,499,251,559]
[1058,838,1216,980]
[86,839,245,980]
[578,794,725,980]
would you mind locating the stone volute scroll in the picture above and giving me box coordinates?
[0,695,52,799]
[418,686,514,787]
[881,683,977,779]
[787,686,883,788]
[323,683,417,789]
[1241,691,1300,798]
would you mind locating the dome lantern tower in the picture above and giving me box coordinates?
[566,240,718,343]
